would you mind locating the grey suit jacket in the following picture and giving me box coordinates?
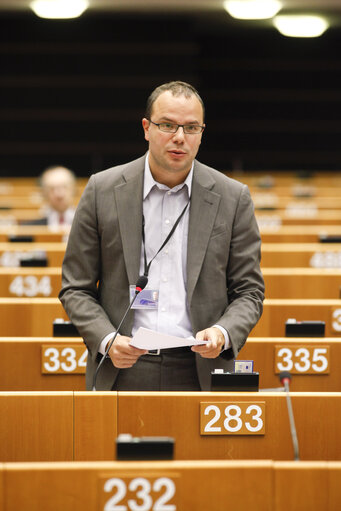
[59,155,265,390]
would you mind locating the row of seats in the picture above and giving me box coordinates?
[1,336,339,392]
[0,239,340,267]
[1,459,339,511]
[0,173,340,510]
[0,391,340,461]
[0,267,340,298]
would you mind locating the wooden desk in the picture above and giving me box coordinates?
[254,196,341,210]
[261,243,341,268]
[3,459,340,511]
[274,461,341,511]
[0,267,61,298]
[0,242,66,267]
[239,337,341,391]
[262,268,341,299]
[0,392,74,462]
[257,211,341,226]
[0,196,80,210]
[250,298,341,337]
[0,460,273,511]
[0,176,87,190]
[1,334,339,394]
[0,210,44,225]
[260,225,341,243]
[1,392,340,463]
[238,170,341,187]
[0,226,68,243]
[250,185,341,197]
[116,392,341,462]
[0,197,43,209]
[0,392,117,462]
[0,298,68,336]
[0,337,86,391]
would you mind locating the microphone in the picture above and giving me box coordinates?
[92,275,148,391]
[279,371,300,461]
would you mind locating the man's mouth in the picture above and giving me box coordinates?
[168,150,186,155]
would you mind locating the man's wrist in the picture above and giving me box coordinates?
[99,331,116,356]
[212,324,230,351]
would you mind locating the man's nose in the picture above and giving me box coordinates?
[172,126,185,141]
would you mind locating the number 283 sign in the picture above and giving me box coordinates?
[200,402,265,435]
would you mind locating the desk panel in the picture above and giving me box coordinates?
[0,242,66,267]
[0,392,73,462]
[3,460,341,511]
[0,227,67,243]
[240,338,341,392]
[263,268,341,299]
[0,338,85,391]
[260,225,341,243]
[261,243,341,268]
[328,462,341,511]
[250,299,341,337]
[255,197,341,210]
[257,211,341,226]
[274,462,328,511]
[0,298,68,336]
[1,460,272,511]
[74,392,117,461]
[117,392,341,461]
[0,268,61,298]
[1,392,340,463]
[0,465,3,511]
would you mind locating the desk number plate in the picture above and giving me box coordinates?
[41,344,87,374]
[274,345,330,374]
[200,402,265,435]
[98,474,179,511]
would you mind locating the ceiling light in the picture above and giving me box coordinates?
[224,0,282,20]
[273,15,329,38]
[30,0,89,19]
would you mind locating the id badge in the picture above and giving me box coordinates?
[129,285,159,309]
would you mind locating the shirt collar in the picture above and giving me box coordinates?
[143,151,193,200]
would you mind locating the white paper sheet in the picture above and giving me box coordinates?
[130,327,207,350]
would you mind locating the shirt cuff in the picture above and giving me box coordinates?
[99,331,116,356]
[212,324,231,351]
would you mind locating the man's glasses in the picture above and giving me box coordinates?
[149,120,205,135]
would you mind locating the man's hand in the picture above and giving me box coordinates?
[108,335,148,368]
[191,327,225,359]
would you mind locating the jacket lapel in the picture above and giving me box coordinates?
[114,157,145,286]
[187,161,221,305]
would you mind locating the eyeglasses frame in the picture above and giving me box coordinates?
[148,119,205,135]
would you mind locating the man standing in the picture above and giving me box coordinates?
[59,81,264,391]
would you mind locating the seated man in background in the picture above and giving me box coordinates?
[22,165,76,226]
[39,165,76,226]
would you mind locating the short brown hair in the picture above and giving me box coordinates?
[145,81,205,121]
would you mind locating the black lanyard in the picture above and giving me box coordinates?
[142,200,190,278]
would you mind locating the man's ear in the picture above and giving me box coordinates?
[142,118,150,141]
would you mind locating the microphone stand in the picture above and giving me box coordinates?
[92,276,148,391]
[280,371,300,461]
